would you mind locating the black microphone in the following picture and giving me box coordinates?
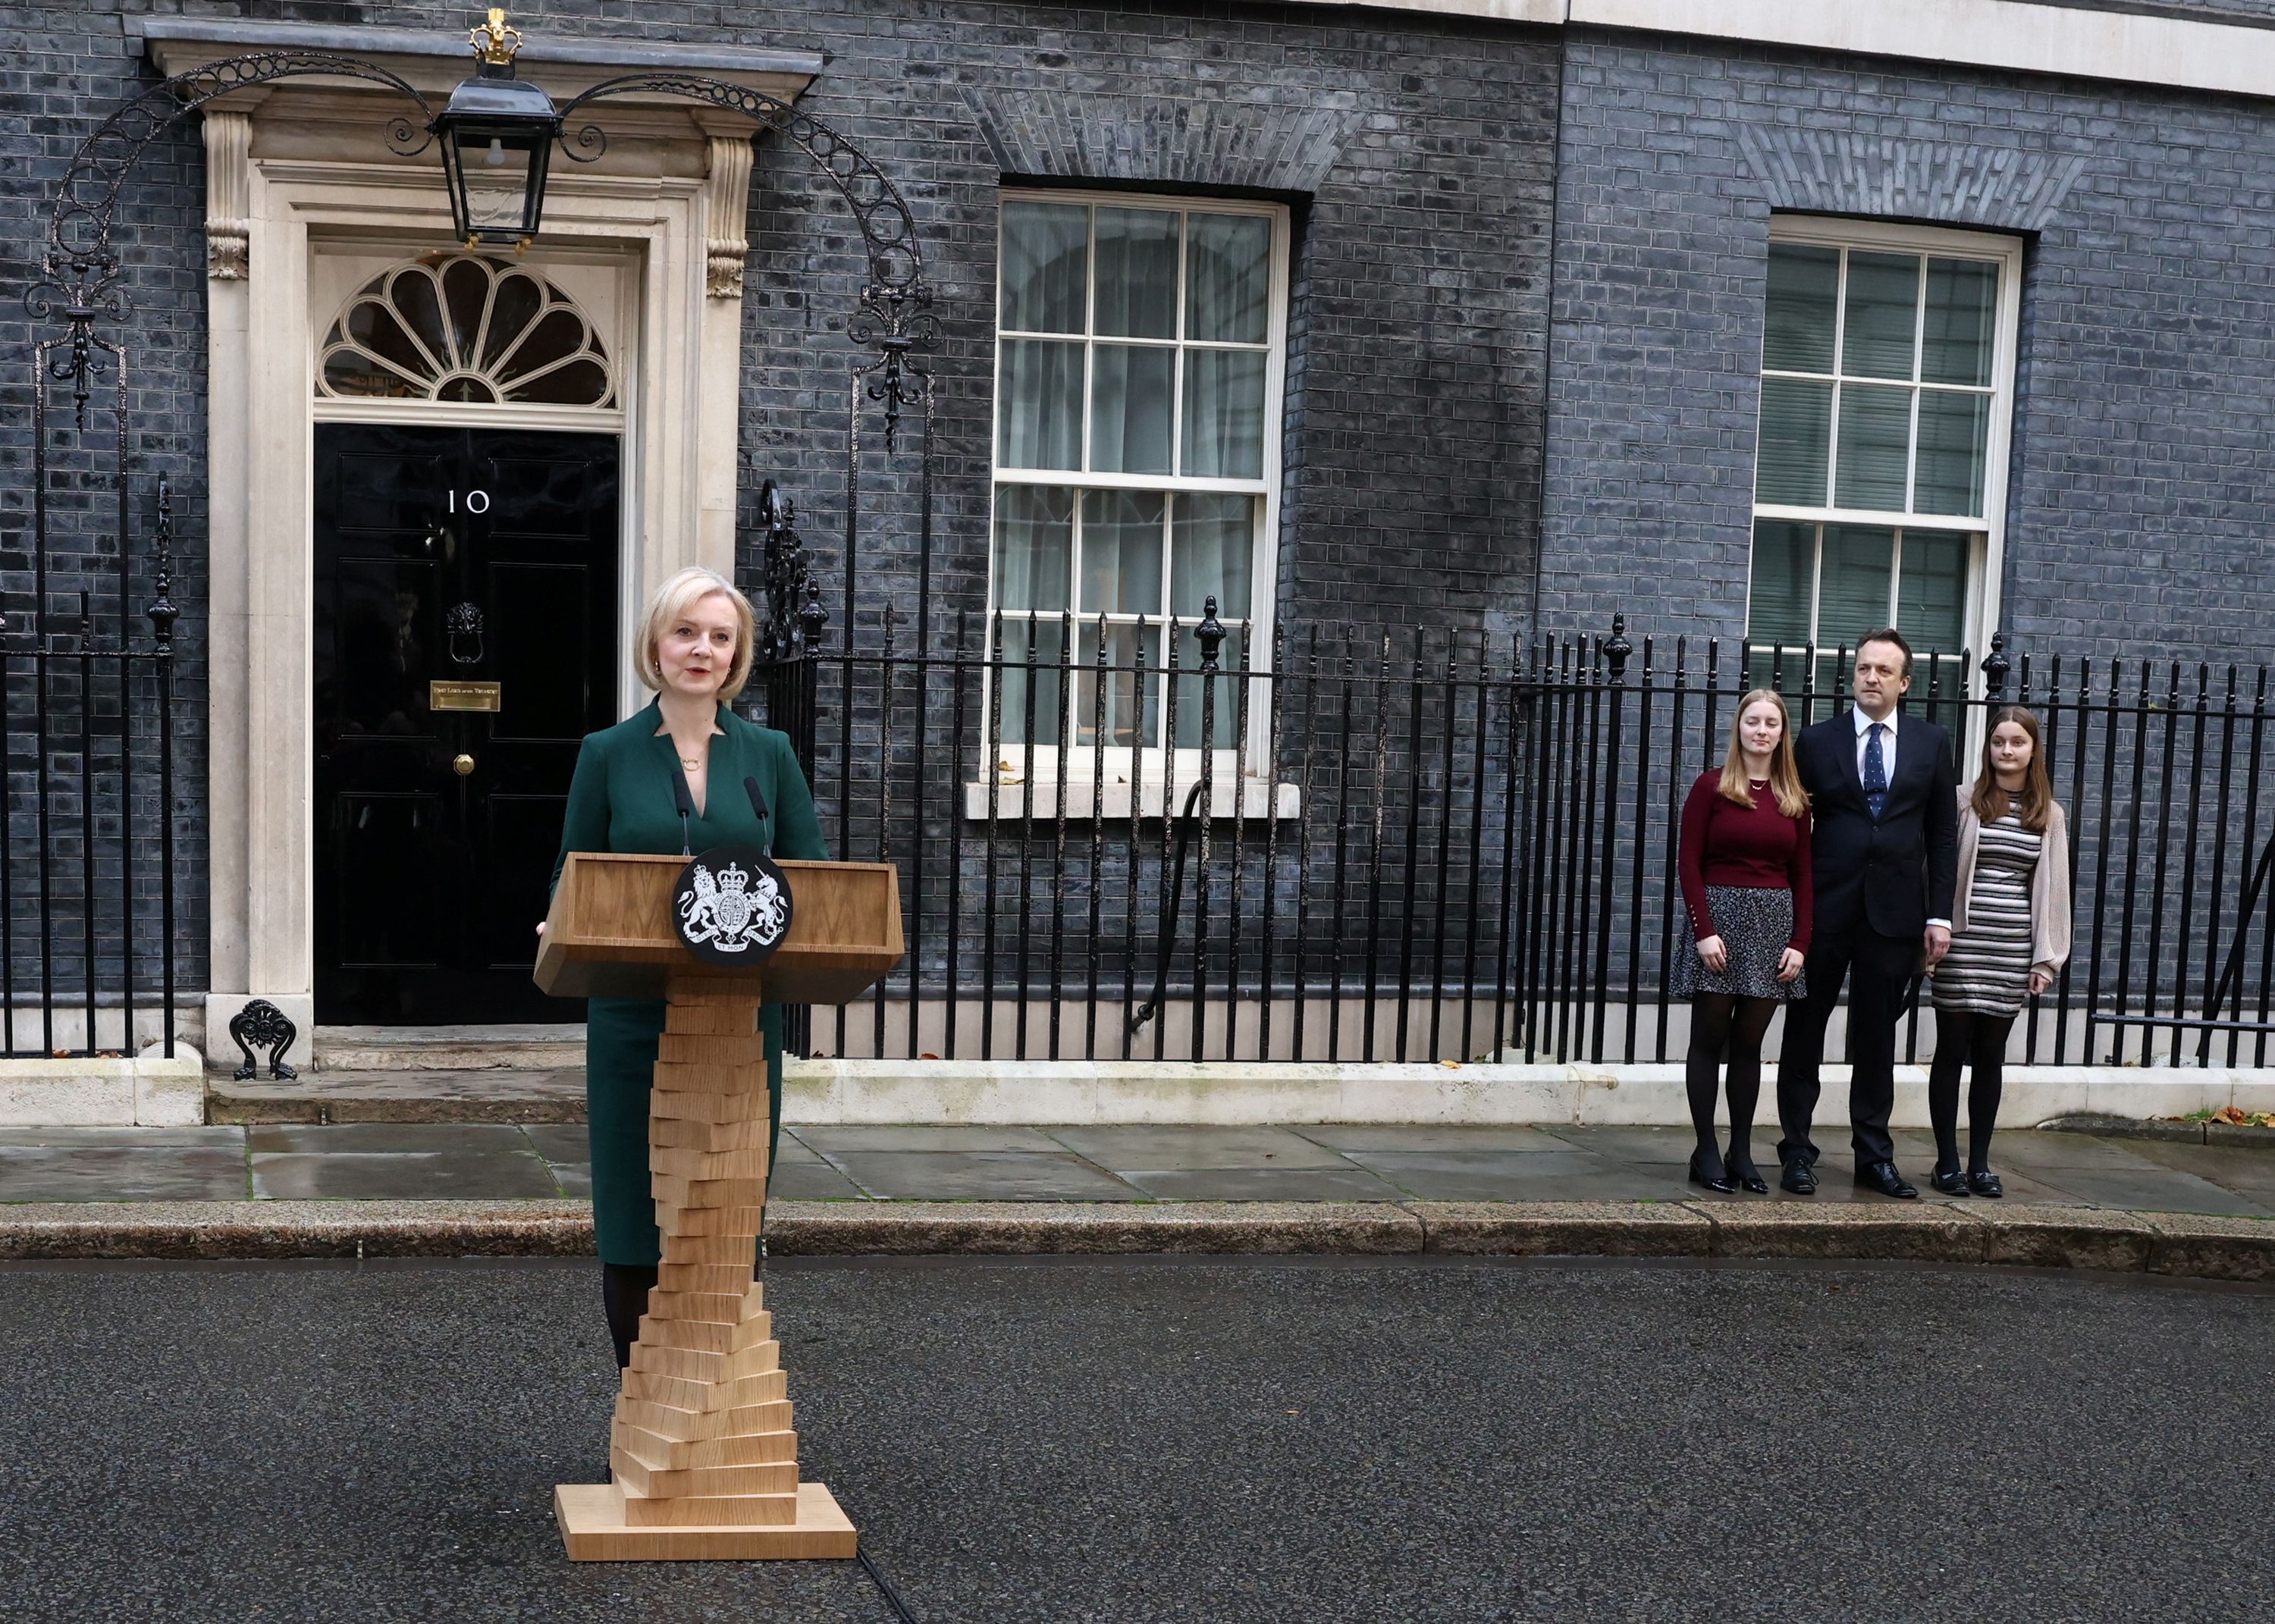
[670,764,694,856]
[743,776,772,854]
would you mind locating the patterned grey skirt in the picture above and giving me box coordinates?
[1671,885,1809,1002]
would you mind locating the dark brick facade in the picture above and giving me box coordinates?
[16,2,2275,1013]
[1538,26,2275,669]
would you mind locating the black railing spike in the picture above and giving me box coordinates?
[1982,631,2011,698]
[1602,613,1633,681]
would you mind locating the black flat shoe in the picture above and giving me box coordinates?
[1780,1159,1818,1196]
[1854,1159,1919,1199]
[1725,1151,1769,1194]
[1968,1168,2004,1198]
[1689,1152,1735,1194]
[1929,1165,1971,1196]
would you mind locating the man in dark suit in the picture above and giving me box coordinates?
[1777,629,1960,1198]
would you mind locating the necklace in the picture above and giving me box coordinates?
[680,754,701,770]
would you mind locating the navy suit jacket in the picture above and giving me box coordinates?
[1793,711,1960,940]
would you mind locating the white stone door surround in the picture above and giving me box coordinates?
[133,19,822,1049]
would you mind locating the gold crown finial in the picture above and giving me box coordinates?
[470,8,522,67]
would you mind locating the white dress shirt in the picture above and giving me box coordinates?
[1850,704,1950,931]
[1850,704,1899,783]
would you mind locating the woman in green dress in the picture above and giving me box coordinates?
[542,565,827,1368]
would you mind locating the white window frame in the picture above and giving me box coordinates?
[1746,216,2024,690]
[974,187,1293,820]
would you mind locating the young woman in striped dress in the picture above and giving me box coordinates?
[1926,707,2072,1196]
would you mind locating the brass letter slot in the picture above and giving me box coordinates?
[430,680,502,713]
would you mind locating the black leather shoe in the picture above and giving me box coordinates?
[1968,1168,2004,1199]
[1689,1152,1735,1194]
[1929,1164,1971,1196]
[1725,1151,1769,1194]
[1780,1159,1818,1195]
[1855,1160,1919,1199]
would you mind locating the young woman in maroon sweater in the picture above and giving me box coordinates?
[1671,688,1814,1193]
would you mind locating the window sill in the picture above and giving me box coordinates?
[961,777,1301,823]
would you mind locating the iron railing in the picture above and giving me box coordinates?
[1,486,180,1058]
[770,613,2275,1069]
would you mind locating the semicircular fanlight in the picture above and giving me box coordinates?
[316,254,616,408]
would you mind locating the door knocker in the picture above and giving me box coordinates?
[445,602,485,666]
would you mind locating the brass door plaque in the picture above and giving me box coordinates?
[429,680,502,713]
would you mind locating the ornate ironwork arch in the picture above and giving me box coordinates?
[551,74,937,383]
[32,53,435,365]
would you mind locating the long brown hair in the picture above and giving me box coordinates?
[1718,688,1808,817]
[1972,705,2054,832]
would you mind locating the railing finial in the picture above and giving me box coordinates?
[1982,631,2011,699]
[1602,613,1633,681]
[1196,595,1226,672]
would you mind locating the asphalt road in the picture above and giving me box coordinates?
[1,1255,2267,1624]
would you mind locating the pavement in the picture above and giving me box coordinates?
[5,1119,2273,1213]
[1,1253,2268,1622]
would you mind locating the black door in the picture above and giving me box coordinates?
[315,424,619,1024]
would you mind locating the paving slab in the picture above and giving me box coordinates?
[0,1144,249,1203]
[2123,1139,2275,1196]
[1043,1124,1353,1168]
[1534,1124,1702,1163]
[517,1124,592,1165]
[817,1149,1144,1202]
[792,1124,1070,1153]
[247,1122,540,1155]
[1288,1123,1576,1153]
[1991,1133,2180,1173]
[764,1159,868,1202]
[249,1150,563,1202]
[1110,1165,1410,1202]
[1338,1149,1624,1200]
[2018,1168,2274,1219]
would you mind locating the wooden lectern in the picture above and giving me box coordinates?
[535,851,903,1561]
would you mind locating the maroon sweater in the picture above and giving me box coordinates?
[1677,771,1814,952]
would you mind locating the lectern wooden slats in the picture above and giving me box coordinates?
[538,853,902,1563]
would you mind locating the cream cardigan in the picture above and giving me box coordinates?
[1949,783,2073,976]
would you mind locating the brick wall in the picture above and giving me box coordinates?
[1539,27,2275,671]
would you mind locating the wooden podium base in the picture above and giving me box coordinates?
[554,1481,857,1561]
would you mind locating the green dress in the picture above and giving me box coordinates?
[549,699,827,1265]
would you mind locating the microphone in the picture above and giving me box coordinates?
[670,764,693,856]
[743,776,772,854]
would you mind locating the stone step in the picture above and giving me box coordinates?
[208,1068,587,1125]
[309,1024,586,1073]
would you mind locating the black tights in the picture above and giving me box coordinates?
[1686,994,1781,1173]
[601,1262,658,1370]
[1929,1008,2013,1174]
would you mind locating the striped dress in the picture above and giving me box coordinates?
[1931,812,2043,1017]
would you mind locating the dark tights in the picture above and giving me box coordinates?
[1929,1008,2013,1174]
[601,1262,658,1370]
[1686,994,1781,1174]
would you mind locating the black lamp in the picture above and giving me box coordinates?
[431,9,560,249]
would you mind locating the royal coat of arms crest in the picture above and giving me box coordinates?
[673,844,793,966]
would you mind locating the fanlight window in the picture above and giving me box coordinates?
[318,255,615,407]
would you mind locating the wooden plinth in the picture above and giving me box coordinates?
[554,1481,857,1561]
[554,982,855,1562]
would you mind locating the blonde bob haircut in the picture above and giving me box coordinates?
[635,566,757,704]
